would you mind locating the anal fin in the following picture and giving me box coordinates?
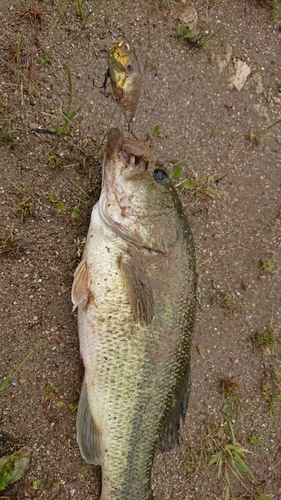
[76,379,103,465]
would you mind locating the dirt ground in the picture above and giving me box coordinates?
[1,0,281,499]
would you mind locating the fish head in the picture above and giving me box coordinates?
[107,40,142,122]
[99,128,182,253]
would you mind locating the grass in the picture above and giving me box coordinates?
[49,0,68,34]
[48,193,67,212]
[247,492,273,500]
[149,124,163,139]
[209,287,241,317]
[259,253,277,274]
[261,384,281,415]
[252,325,281,354]
[0,117,19,148]
[56,66,82,136]
[0,227,26,256]
[187,418,256,499]
[7,177,33,220]
[18,1,43,30]
[247,117,281,145]
[178,23,229,48]
[36,54,52,68]
[248,436,266,453]
[173,164,222,202]
[221,376,241,406]
[48,192,83,220]
[208,421,255,499]
[0,341,48,391]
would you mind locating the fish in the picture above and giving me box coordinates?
[71,128,197,500]
[107,40,143,123]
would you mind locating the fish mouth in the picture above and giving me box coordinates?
[98,129,162,253]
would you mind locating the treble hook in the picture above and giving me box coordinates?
[93,68,110,91]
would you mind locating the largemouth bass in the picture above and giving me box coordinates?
[107,40,142,123]
[71,128,196,499]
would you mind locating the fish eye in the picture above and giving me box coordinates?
[124,43,130,52]
[153,169,168,184]
[126,64,133,73]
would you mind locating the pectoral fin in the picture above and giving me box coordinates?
[71,259,88,311]
[76,379,103,465]
[120,258,154,326]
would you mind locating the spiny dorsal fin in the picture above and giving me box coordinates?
[71,259,88,311]
[120,257,154,326]
[76,379,103,465]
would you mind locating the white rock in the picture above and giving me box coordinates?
[228,60,251,91]
[174,3,198,32]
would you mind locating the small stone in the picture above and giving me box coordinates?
[174,3,198,32]
[228,60,251,91]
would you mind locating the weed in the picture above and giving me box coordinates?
[221,376,241,405]
[261,384,281,415]
[0,98,8,114]
[247,492,273,500]
[178,24,197,41]
[208,421,255,498]
[56,66,82,136]
[47,153,61,168]
[211,123,220,135]
[248,436,266,453]
[52,482,60,492]
[247,117,281,145]
[259,253,277,274]
[221,294,238,311]
[159,0,175,5]
[69,180,91,203]
[0,341,48,391]
[74,237,86,258]
[76,0,100,23]
[0,117,18,147]
[7,177,33,220]
[0,227,26,256]
[69,403,78,412]
[32,479,41,491]
[210,287,241,317]
[19,2,43,30]
[49,0,68,34]
[186,417,256,498]
[13,31,25,85]
[48,193,67,211]
[36,54,52,68]
[178,24,229,49]
[173,165,222,202]
[272,369,281,388]
[81,465,90,477]
[252,326,281,354]
[149,124,163,139]
[189,419,256,497]
[271,9,279,19]
[15,197,33,220]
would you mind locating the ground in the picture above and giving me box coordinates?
[1,0,281,499]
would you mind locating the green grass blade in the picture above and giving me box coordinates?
[0,341,49,392]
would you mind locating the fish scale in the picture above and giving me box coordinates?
[72,128,196,499]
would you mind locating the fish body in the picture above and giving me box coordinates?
[107,40,143,122]
[72,128,196,499]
